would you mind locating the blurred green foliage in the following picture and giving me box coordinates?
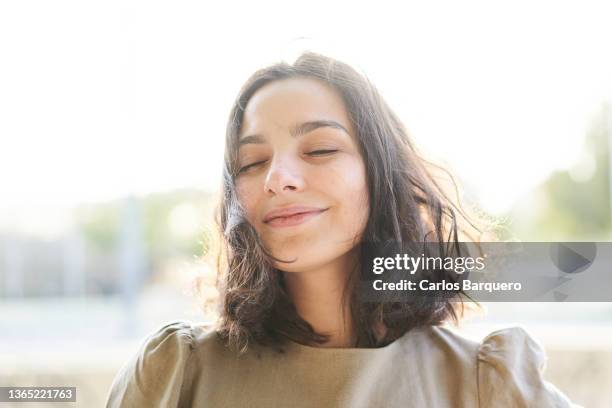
[507,102,612,240]
[77,202,121,252]
[74,188,218,273]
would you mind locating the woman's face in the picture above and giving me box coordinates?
[235,77,369,273]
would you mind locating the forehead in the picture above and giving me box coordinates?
[240,77,353,136]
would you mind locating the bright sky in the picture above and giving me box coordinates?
[1,0,611,225]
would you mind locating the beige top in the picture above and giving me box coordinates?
[105,320,580,408]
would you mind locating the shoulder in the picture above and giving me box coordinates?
[476,326,580,407]
[411,325,579,407]
[105,320,217,408]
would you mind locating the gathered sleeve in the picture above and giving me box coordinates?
[476,327,582,408]
[105,320,196,408]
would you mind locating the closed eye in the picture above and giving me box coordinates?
[238,160,267,174]
[238,150,338,174]
[306,149,338,156]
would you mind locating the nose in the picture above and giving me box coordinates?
[263,156,305,195]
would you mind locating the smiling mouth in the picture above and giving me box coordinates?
[264,209,328,228]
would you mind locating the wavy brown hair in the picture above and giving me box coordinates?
[212,51,495,353]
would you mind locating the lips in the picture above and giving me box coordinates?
[263,206,328,224]
[264,209,328,228]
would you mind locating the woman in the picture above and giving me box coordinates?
[106,52,579,407]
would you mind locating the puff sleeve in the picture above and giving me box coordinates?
[476,327,582,408]
[105,320,196,408]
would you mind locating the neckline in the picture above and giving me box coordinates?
[283,326,424,353]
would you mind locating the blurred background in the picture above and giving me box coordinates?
[1,1,612,406]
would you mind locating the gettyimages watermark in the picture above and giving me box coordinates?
[358,241,608,302]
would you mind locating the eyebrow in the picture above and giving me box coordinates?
[238,119,350,146]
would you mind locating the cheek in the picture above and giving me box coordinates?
[344,173,370,231]
[325,158,370,229]
[235,180,261,224]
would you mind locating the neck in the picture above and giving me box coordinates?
[282,253,357,348]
